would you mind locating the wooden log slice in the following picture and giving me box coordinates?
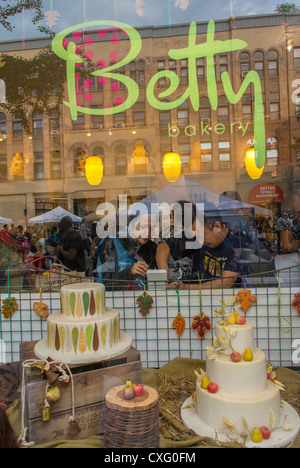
[105,385,158,413]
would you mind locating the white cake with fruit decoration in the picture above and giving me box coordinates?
[34,282,132,364]
[181,309,300,447]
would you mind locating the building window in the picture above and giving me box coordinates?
[197,58,205,83]
[114,112,126,128]
[219,55,228,78]
[254,51,264,78]
[13,113,23,139]
[49,109,60,136]
[266,137,278,166]
[218,141,231,169]
[32,111,43,137]
[240,52,250,78]
[50,151,61,179]
[269,93,280,120]
[74,148,87,176]
[34,152,44,180]
[159,110,171,128]
[0,154,7,181]
[0,113,6,141]
[199,97,211,122]
[242,94,252,121]
[178,142,190,166]
[268,50,278,77]
[293,47,300,68]
[217,96,229,122]
[73,113,85,131]
[200,142,212,170]
[115,145,127,175]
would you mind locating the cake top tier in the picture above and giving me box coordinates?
[214,320,254,355]
[60,282,106,319]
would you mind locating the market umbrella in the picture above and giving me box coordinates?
[29,206,82,224]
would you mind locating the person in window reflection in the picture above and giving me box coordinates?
[274,181,300,253]
[96,211,157,289]
[157,203,240,290]
[56,216,86,273]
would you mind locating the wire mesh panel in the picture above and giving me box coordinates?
[0,279,299,369]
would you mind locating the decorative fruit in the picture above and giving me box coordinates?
[123,380,135,400]
[133,384,144,396]
[226,313,236,325]
[207,382,218,393]
[243,348,253,362]
[237,316,246,325]
[251,427,264,443]
[201,376,210,389]
[259,426,271,440]
[267,371,277,381]
[234,311,240,322]
[230,351,242,362]
[123,385,135,400]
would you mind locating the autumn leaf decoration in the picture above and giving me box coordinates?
[1,297,18,319]
[235,288,257,312]
[172,290,186,336]
[292,293,300,316]
[192,275,212,339]
[136,285,153,316]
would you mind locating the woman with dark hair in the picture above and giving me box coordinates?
[0,406,18,448]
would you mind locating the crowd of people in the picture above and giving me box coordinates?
[0,190,299,292]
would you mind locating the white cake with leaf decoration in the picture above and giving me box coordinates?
[196,320,281,434]
[34,283,132,364]
[181,304,300,447]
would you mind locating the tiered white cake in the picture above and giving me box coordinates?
[181,318,300,447]
[34,283,132,364]
[196,321,281,433]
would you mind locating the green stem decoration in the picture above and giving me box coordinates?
[275,272,291,334]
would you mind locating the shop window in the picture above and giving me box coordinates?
[32,111,43,137]
[293,47,300,68]
[266,137,278,166]
[268,50,278,77]
[254,51,264,78]
[218,141,231,169]
[50,151,61,180]
[240,52,250,78]
[34,152,44,180]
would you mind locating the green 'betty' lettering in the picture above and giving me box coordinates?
[52,19,265,174]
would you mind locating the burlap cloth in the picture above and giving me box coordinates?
[2,357,300,448]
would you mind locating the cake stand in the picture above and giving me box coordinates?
[181,396,300,448]
[34,331,132,365]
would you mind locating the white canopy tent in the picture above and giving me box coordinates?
[0,216,13,224]
[29,206,82,224]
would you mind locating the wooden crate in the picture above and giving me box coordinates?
[20,341,142,446]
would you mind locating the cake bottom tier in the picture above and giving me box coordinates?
[34,331,132,364]
[196,380,281,433]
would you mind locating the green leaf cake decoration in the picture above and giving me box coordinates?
[86,325,93,351]
[82,292,90,316]
[70,292,76,318]
[72,327,79,354]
